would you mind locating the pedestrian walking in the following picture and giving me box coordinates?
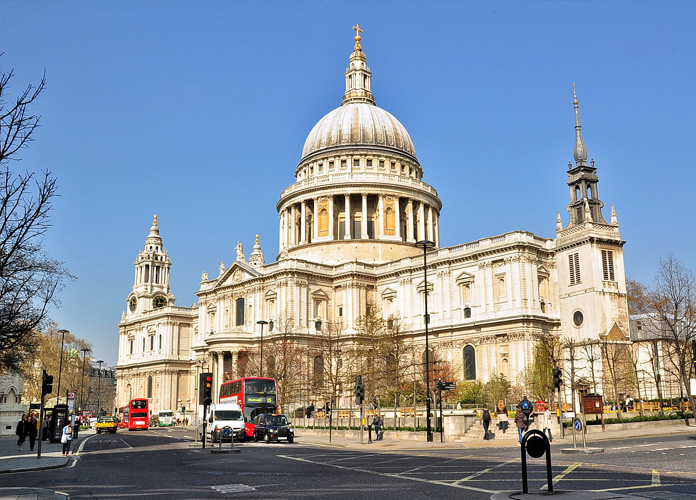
[514,405,527,444]
[73,416,81,440]
[372,413,382,440]
[61,422,73,456]
[481,404,491,440]
[539,402,553,442]
[28,415,38,451]
[16,414,28,451]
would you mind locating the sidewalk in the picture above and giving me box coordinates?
[0,430,95,500]
[295,418,696,451]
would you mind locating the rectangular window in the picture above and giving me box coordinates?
[602,250,615,281]
[367,159,373,167]
[129,339,133,355]
[236,298,245,326]
[149,336,154,350]
[569,252,581,285]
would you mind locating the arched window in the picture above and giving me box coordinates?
[385,207,395,235]
[147,376,153,399]
[463,345,476,380]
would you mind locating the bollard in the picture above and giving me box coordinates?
[368,424,372,444]
[520,429,552,494]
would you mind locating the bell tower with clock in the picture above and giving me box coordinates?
[127,215,175,314]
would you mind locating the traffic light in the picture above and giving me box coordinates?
[355,375,365,405]
[42,370,53,396]
[199,372,213,405]
[553,367,563,389]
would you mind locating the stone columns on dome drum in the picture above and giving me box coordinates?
[278,194,440,249]
[344,194,351,239]
[361,194,369,239]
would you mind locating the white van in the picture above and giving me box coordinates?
[200,403,245,442]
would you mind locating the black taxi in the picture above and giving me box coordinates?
[252,413,294,443]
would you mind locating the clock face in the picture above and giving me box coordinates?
[129,296,137,312]
[153,296,167,309]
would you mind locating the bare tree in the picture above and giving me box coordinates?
[354,301,387,405]
[646,256,696,422]
[381,316,415,427]
[0,68,72,370]
[312,320,352,410]
[263,314,304,408]
[579,340,601,394]
[599,338,632,420]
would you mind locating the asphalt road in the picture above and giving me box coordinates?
[3,427,696,499]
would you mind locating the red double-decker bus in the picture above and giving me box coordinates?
[117,399,149,430]
[219,377,278,438]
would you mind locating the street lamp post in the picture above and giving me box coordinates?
[415,240,435,442]
[80,348,90,412]
[56,330,69,407]
[96,360,104,417]
[257,320,268,378]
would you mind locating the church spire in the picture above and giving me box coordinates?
[342,24,375,106]
[573,83,588,167]
[564,86,607,228]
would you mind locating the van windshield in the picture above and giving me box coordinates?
[215,411,242,421]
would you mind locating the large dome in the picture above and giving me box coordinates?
[300,102,417,162]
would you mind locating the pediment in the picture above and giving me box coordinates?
[310,288,329,300]
[537,265,549,278]
[416,280,434,293]
[215,261,260,288]
[606,322,628,341]
[381,287,397,299]
[456,271,474,285]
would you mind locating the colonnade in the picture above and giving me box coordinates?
[279,193,440,251]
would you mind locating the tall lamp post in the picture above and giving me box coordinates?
[80,348,90,412]
[257,320,268,378]
[56,330,69,406]
[415,240,435,442]
[96,360,104,417]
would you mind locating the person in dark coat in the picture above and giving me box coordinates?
[16,414,28,451]
[514,405,527,444]
[27,415,38,451]
[481,404,491,440]
[73,417,81,439]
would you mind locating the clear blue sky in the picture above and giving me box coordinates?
[2,1,694,366]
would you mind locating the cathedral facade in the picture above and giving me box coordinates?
[116,29,628,418]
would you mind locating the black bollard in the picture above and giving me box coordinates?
[520,429,552,494]
[368,424,372,444]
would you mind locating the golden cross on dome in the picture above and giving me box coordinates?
[153,214,158,226]
[353,23,363,50]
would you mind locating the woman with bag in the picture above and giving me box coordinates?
[61,422,73,456]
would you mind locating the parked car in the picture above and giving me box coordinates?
[252,413,294,443]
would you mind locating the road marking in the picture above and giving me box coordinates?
[120,438,133,449]
[540,462,581,490]
[453,458,518,484]
[211,484,256,493]
[652,469,661,485]
[278,454,496,494]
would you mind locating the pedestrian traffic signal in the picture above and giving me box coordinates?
[553,367,563,389]
[199,372,213,405]
[42,370,53,396]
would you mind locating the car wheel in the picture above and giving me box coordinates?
[253,432,258,442]
[264,433,270,444]
[287,436,293,443]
